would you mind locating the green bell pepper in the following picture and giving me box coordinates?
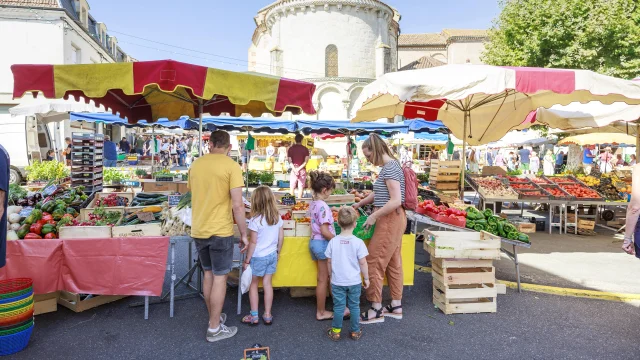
[483,209,494,218]
[518,233,530,243]
[507,231,518,240]
[466,220,475,229]
[65,207,78,217]
[474,224,486,232]
[487,217,497,226]
[31,209,42,221]
[474,219,487,226]
[41,224,56,235]
[52,209,65,221]
[16,224,30,239]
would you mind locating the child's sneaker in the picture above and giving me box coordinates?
[350,331,362,340]
[326,328,341,341]
[206,324,237,343]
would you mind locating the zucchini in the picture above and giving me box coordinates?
[136,193,165,199]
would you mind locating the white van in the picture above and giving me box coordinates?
[0,109,55,184]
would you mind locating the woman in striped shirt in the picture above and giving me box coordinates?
[353,134,406,324]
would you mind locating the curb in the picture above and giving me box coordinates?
[414,264,640,303]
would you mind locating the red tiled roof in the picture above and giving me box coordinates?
[399,56,446,71]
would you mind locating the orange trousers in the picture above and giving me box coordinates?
[365,207,407,303]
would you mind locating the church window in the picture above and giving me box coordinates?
[384,48,392,74]
[325,45,338,77]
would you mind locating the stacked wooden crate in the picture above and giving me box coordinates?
[424,230,500,314]
[429,160,462,193]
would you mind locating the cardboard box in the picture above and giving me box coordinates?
[57,291,127,313]
[578,219,595,230]
[516,223,536,233]
[142,181,178,193]
[34,292,59,315]
[59,225,113,239]
[177,182,189,194]
[112,223,162,237]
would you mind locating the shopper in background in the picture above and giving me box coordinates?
[277,143,287,164]
[555,150,565,174]
[486,148,494,166]
[288,134,310,199]
[518,146,531,174]
[0,144,8,268]
[543,150,555,176]
[241,186,283,327]
[530,151,540,175]
[355,133,406,324]
[599,147,614,173]
[135,135,145,156]
[170,139,178,166]
[494,151,505,167]
[629,154,637,166]
[188,130,247,343]
[622,163,640,257]
[615,153,626,167]
[467,149,479,173]
[582,145,596,174]
[119,137,131,154]
[45,149,55,161]
[103,136,118,168]
[266,142,276,160]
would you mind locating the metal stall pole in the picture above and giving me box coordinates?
[460,111,469,199]
[198,100,204,157]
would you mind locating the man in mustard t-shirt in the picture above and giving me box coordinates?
[188,130,247,343]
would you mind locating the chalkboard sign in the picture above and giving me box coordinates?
[168,195,181,207]
[280,193,296,206]
[42,185,57,196]
[243,345,270,360]
[18,207,34,218]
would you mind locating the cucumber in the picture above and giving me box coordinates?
[136,193,165,199]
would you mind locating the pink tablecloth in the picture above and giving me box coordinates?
[0,237,169,296]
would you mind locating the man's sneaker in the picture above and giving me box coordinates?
[206,324,238,343]
[208,314,227,328]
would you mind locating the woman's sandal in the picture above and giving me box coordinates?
[383,304,403,320]
[262,314,273,326]
[350,331,362,340]
[241,314,259,326]
[360,307,384,324]
[327,328,341,341]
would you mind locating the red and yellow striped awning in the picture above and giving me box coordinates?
[11,60,316,123]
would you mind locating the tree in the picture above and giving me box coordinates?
[482,0,640,80]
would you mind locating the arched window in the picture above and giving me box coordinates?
[325,45,338,77]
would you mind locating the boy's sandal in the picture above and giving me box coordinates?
[262,314,273,326]
[326,328,341,341]
[360,307,384,324]
[383,304,403,319]
[350,331,362,340]
[241,314,259,326]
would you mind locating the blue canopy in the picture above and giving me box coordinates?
[297,120,409,136]
[414,133,449,142]
[152,117,204,130]
[69,112,147,128]
[199,116,297,133]
[401,120,449,134]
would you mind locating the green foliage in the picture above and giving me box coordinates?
[134,169,148,177]
[483,0,640,79]
[8,183,27,205]
[417,173,430,184]
[103,168,126,183]
[332,188,347,195]
[507,169,522,176]
[244,171,261,185]
[25,160,69,182]
[259,171,275,185]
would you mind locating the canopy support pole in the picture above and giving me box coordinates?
[151,125,155,171]
[198,100,204,157]
[636,120,640,160]
[461,111,469,199]
[245,130,250,197]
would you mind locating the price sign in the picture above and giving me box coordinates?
[280,193,296,206]
[18,207,34,218]
[168,195,181,207]
[42,185,57,196]
[243,346,270,360]
[136,211,156,223]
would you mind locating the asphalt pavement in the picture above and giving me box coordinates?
[13,241,640,360]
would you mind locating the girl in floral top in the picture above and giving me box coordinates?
[308,171,348,321]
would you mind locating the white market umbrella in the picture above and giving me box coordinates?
[351,65,640,195]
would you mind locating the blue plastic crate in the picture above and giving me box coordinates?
[277,180,290,188]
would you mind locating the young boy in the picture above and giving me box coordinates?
[325,207,370,341]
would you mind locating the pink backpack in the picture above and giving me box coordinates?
[402,161,418,211]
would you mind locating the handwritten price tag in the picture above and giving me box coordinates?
[136,212,156,222]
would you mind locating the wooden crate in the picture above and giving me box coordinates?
[59,225,113,239]
[429,160,462,191]
[431,256,497,315]
[516,223,536,233]
[34,292,59,315]
[142,181,178,193]
[292,210,308,219]
[296,223,311,237]
[57,291,127,313]
[283,220,296,237]
[112,223,162,237]
[80,205,126,221]
[423,230,501,260]
[326,194,356,205]
[578,219,595,230]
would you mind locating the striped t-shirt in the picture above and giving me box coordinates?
[373,160,406,207]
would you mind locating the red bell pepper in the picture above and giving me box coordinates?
[29,223,43,236]
[41,214,54,222]
[44,233,57,239]
[24,233,42,240]
[36,219,48,226]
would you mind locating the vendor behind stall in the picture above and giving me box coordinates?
[103,136,118,168]
[288,134,310,199]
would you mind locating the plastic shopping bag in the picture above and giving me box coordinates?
[241,265,252,295]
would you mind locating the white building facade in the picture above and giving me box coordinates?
[0,0,133,182]
[398,29,487,71]
[249,0,401,120]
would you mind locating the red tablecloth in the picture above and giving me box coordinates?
[0,237,169,296]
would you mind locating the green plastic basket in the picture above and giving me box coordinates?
[0,319,33,337]
[0,287,32,301]
[333,209,375,240]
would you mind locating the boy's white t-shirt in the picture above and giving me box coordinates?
[325,234,369,287]
[248,216,283,258]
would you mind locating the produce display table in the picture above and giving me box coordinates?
[159,235,416,319]
[564,200,629,235]
[409,212,530,292]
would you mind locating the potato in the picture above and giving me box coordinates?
[355,197,361,202]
